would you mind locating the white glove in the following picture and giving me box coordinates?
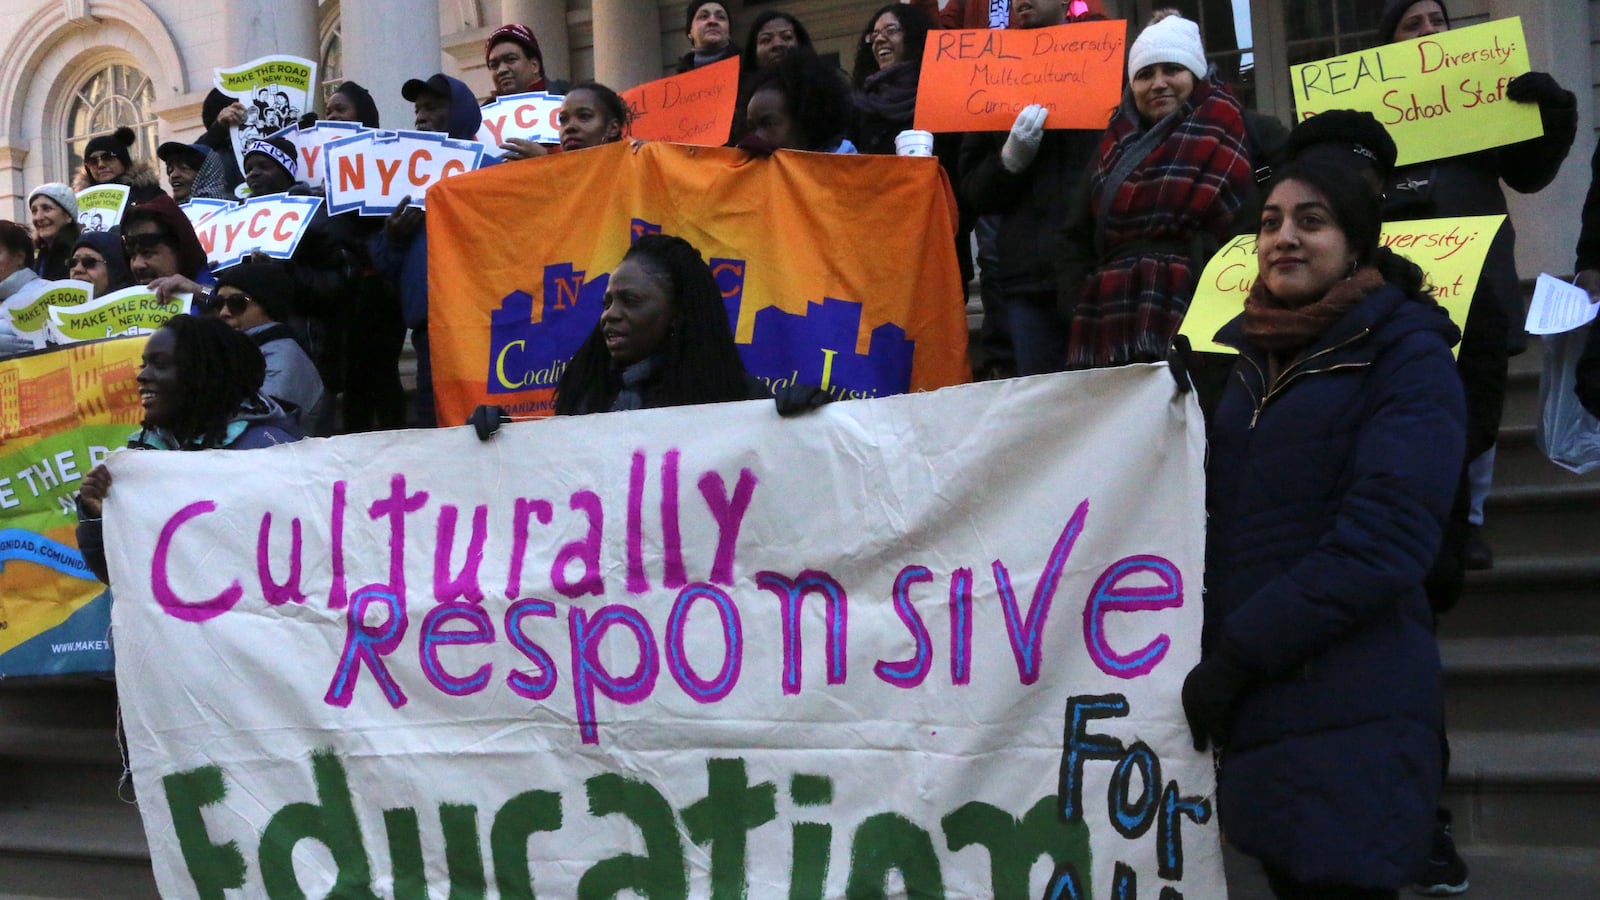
[1000,104,1048,174]
[0,322,35,358]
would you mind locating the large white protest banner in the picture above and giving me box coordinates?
[323,130,486,214]
[107,367,1221,899]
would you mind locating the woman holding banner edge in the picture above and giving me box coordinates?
[1186,160,1464,900]
[1054,10,1253,370]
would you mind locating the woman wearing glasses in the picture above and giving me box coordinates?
[67,231,134,298]
[81,126,164,204]
[847,3,935,156]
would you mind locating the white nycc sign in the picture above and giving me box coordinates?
[106,368,1222,899]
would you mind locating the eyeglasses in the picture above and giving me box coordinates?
[122,233,170,257]
[67,256,104,269]
[86,152,119,165]
[211,292,253,315]
[864,24,903,44]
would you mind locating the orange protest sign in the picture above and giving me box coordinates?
[425,142,969,425]
[621,56,740,145]
[914,20,1127,133]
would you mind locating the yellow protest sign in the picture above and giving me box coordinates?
[47,286,186,344]
[1181,215,1506,354]
[1290,18,1541,166]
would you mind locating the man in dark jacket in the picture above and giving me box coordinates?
[958,0,1099,375]
[122,194,214,300]
[369,73,485,427]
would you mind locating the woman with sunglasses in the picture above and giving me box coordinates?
[75,314,304,583]
[67,231,134,298]
[81,126,164,204]
[212,261,326,429]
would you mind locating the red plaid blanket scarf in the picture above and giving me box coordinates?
[1066,79,1252,369]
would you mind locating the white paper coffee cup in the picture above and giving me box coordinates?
[894,129,934,157]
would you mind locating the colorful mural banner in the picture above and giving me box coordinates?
[1182,215,1505,354]
[107,365,1221,898]
[268,120,366,187]
[476,92,564,156]
[0,335,147,677]
[620,56,740,145]
[323,130,487,214]
[1290,18,1540,166]
[190,193,325,269]
[76,184,130,233]
[914,20,1127,133]
[2,280,91,348]
[47,285,187,344]
[426,141,969,426]
[213,54,319,170]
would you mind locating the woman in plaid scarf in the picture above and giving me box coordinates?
[1057,11,1252,369]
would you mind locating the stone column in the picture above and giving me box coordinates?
[341,0,443,130]
[500,0,571,86]
[225,0,319,68]
[592,0,662,90]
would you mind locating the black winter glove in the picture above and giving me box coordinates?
[1181,649,1255,752]
[1506,71,1574,110]
[1167,334,1194,396]
[469,404,510,441]
[773,383,833,417]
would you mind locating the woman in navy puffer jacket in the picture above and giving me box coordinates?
[1185,161,1465,898]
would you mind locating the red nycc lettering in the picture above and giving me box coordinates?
[408,148,433,187]
[273,211,302,243]
[481,116,507,144]
[247,207,272,239]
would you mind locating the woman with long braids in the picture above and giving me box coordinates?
[75,314,304,582]
[472,234,798,438]
[554,233,763,415]
[1185,160,1465,899]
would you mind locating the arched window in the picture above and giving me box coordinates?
[321,32,344,107]
[64,64,157,181]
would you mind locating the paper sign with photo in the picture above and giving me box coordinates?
[213,55,319,171]
[75,185,130,233]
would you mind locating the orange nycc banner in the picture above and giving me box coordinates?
[621,56,740,145]
[914,20,1127,133]
[426,141,968,425]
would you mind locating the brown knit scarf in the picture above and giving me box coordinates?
[1242,266,1387,355]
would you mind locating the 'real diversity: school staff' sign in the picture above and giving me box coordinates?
[106,365,1223,898]
[1291,18,1541,166]
[621,56,740,145]
[1181,215,1506,354]
[0,335,148,677]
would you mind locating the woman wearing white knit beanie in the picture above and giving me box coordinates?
[1056,10,1253,369]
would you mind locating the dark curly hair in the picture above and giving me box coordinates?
[0,221,34,269]
[851,3,934,89]
[139,314,269,449]
[1264,161,1430,300]
[554,234,750,415]
[741,10,813,73]
[563,82,632,141]
[743,47,852,152]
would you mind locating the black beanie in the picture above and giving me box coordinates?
[1378,0,1450,43]
[216,261,295,324]
[84,126,136,171]
[1281,109,1399,182]
[332,81,382,129]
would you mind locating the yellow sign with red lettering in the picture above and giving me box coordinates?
[1290,18,1541,166]
[1181,215,1505,354]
